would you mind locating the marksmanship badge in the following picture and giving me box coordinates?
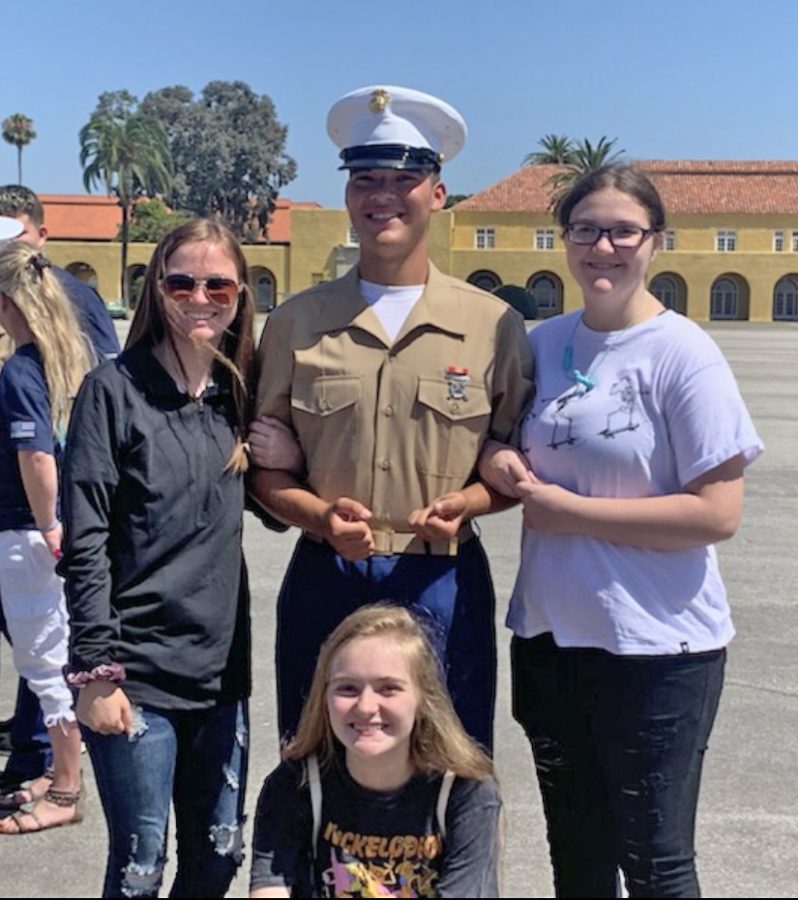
[445,366,470,401]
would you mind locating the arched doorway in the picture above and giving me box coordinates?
[66,261,98,289]
[467,270,502,292]
[126,264,147,310]
[250,267,277,312]
[526,271,563,317]
[773,275,798,321]
[649,272,688,315]
[710,275,749,321]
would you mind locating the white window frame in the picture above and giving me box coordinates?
[791,230,798,252]
[346,224,359,246]
[774,230,785,252]
[535,228,555,250]
[716,230,737,252]
[663,230,676,251]
[475,227,496,250]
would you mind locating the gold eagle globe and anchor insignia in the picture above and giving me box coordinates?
[369,89,391,113]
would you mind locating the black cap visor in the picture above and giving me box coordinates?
[339,144,442,172]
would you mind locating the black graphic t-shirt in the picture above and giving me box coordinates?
[251,755,500,898]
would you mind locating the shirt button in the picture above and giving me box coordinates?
[379,458,391,471]
[318,399,330,412]
[450,402,461,414]
[383,405,394,417]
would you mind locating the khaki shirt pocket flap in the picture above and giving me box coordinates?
[416,377,491,421]
[291,375,362,417]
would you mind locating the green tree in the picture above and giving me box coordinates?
[546,136,625,211]
[444,193,472,209]
[492,284,538,320]
[2,113,36,183]
[125,198,190,243]
[79,109,172,305]
[522,133,575,166]
[140,81,297,239]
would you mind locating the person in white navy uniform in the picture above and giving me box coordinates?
[249,86,533,751]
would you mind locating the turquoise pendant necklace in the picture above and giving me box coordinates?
[561,313,638,392]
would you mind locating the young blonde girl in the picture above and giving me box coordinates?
[0,241,92,833]
[250,604,501,898]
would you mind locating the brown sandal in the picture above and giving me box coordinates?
[0,780,83,834]
[0,767,54,812]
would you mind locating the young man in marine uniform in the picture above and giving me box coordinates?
[249,86,533,750]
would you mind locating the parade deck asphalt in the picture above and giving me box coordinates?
[0,320,795,898]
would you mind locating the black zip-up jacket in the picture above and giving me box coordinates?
[60,342,250,710]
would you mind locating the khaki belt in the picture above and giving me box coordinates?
[303,522,474,557]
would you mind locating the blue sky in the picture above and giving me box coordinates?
[2,0,793,208]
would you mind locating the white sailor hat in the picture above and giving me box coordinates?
[0,216,23,242]
[327,85,466,172]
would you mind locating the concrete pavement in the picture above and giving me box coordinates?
[0,321,795,897]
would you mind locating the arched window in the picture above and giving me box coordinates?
[250,267,277,312]
[710,277,739,320]
[649,273,687,315]
[650,275,677,309]
[773,276,798,321]
[126,264,147,310]
[526,272,563,317]
[66,261,98,289]
[467,270,501,292]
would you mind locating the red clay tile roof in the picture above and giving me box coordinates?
[40,194,121,240]
[39,194,321,243]
[267,199,321,244]
[455,161,798,215]
[39,194,321,244]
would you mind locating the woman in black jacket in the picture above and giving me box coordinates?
[61,219,254,898]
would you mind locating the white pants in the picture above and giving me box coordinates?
[0,529,75,727]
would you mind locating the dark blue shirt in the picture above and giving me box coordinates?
[0,344,58,531]
[54,266,120,362]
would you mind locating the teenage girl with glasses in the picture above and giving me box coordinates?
[60,219,254,898]
[480,164,763,898]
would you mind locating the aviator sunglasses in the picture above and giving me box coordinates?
[161,274,241,307]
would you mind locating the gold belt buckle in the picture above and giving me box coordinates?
[371,530,394,554]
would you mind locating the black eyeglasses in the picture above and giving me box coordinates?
[161,274,240,308]
[563,223,655,249]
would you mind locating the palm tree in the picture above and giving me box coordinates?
[2,113,36,183]
[546,136,625,212]
[79,114,172,306]
[522,133,575,166]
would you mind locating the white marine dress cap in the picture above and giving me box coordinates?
[0,216,23,242]
[327,85,467,171]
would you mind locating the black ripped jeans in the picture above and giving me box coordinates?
[511,633,725,898]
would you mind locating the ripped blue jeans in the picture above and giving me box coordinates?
[84,699,248,898]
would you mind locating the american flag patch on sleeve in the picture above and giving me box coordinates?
[10,421,36,440]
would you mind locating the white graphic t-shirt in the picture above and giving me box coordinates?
[507,310,764,655]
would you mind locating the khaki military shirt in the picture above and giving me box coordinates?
[255,263,534,533]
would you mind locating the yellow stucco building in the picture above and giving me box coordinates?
[42,161,798,322]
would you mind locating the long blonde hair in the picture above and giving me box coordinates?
[286,604,494,781]
[0,243,92,437]
[127,218,254,473]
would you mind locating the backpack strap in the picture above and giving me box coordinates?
[307,754,322,860]
[436,770,455,840]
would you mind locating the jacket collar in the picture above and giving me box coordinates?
[312,262,466,345]
[120,342,228,403]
